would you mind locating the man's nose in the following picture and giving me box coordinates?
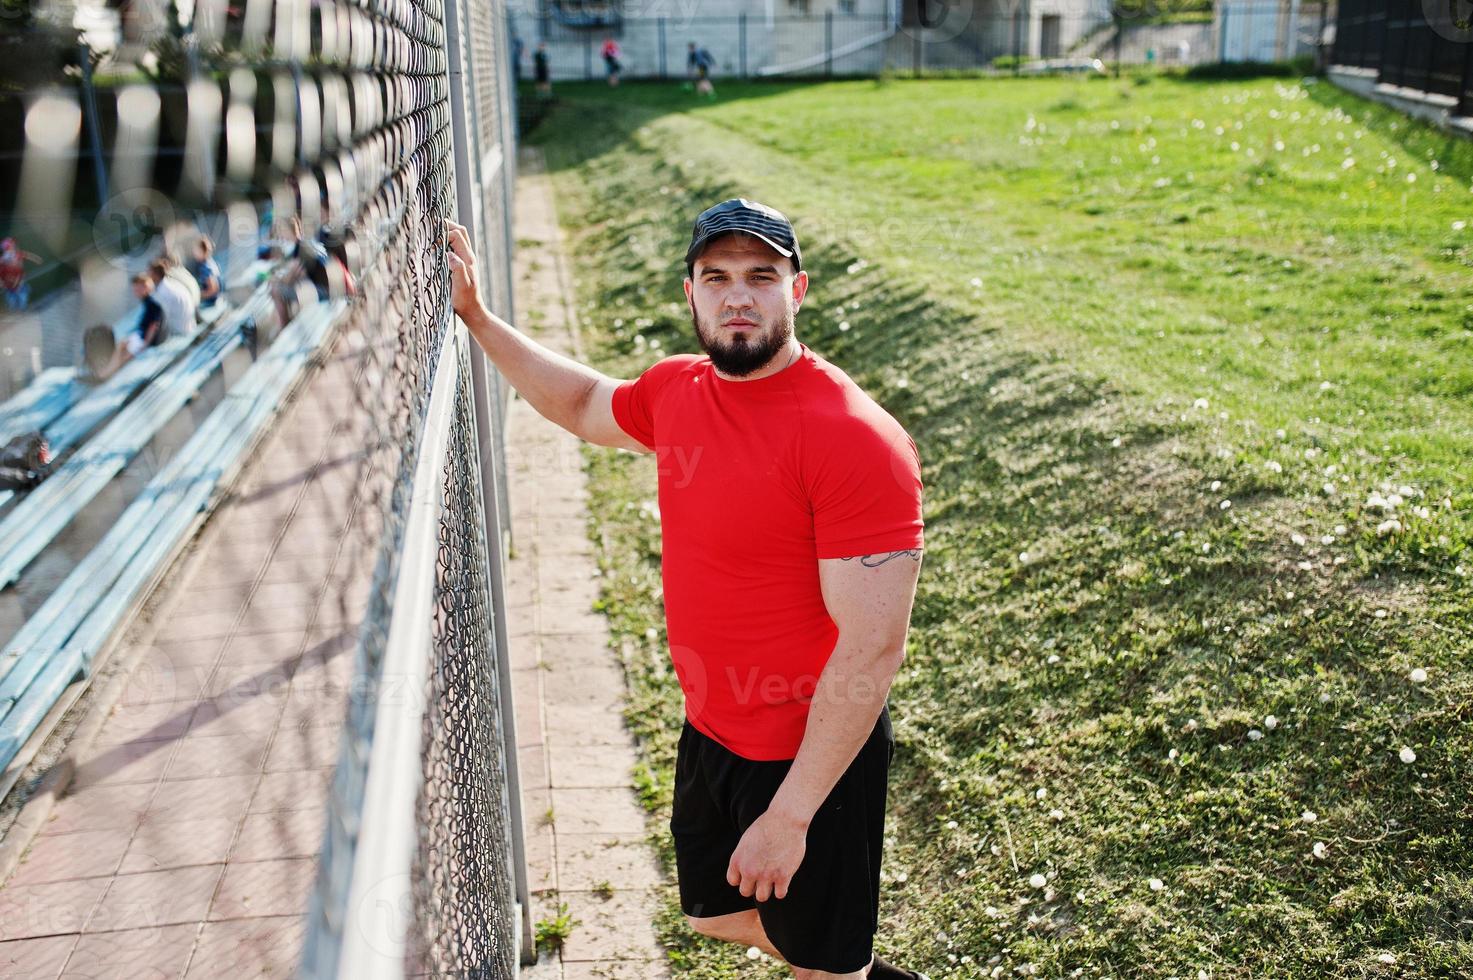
[721,282,755,310]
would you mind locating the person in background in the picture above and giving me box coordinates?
[98,274,165,380]
[512,35,524,81]
[601,37,622,87]
[149,259,196,337]
[1,238,41,311]
[192,236,222,308]
[688,41,716,97]
[534,42,552,99]
[159,251,201,308]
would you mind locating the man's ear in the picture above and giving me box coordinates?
[683,276,695,314]
[791,270,809,312]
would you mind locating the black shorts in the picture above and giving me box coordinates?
[671,707,894,974]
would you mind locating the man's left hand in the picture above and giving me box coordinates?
[726,809,808,902]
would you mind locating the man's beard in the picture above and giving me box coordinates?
[692,308,794,378]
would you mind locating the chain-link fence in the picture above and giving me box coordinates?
[2,0,528,972]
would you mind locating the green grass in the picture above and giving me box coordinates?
[532,75,1473,978]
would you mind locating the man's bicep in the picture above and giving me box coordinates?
[817,550,923,654]
[579,375,653,453]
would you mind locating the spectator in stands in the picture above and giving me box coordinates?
[1,238,41,311]
[512,35,524,81]
[534,42,551,98]
[192,236,222,308]
[98,274,165,380]
[601,38,622,87]
[159,251,202,308]
[688,42,716,97]
[270,215,353,324]
[149,259,196,338]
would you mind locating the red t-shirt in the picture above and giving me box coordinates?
[612,344,924,760]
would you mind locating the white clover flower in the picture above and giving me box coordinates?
[1312,841,1328,859]
[1248,729,1264,741]
[1399,746,1417,764]
[1049,809,1064,821]
[1035,788,1047,800]
[1319,692,1332,703]
[746,946,761,960]
[1220,499,1232,511]
[1378,953,1396,965]
[1019,551,1031,564]
[1409,668,1428,683]
[1301,810,1317,823]
[1323,483,1337,496]
[895,871,908,883]
[946,819,959,830]
[1047,654,1061,665]
[1375,519,1402,536]
[1193,397,1210,410]
[1265,715,1279,730]
[1168,748,1179,760]
[1148,878,1165,892]
[1321,534,1335,545]
[1029,873,1048,889]
[1386,492,1405,508]
[1265,460,1282,473]
[1373,608,1389,618]
[1454,220,1467,231]
[1292,532,1308,546]
[839,320,851,332]
[1210,480,1222,491]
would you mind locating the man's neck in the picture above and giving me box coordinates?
[713,338,802,384]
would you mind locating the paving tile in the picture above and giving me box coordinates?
[163,734,270,782]
[218,628,309,663]
[6,828,134,887]
[69,739,175,790]
[258,556,336,586]
[539,633,622,669]
[186,915,304,979]
[63,923,198,979]
[0,934,77,978]
[201,660,295,702]
[562,960,671,979]
[543,705,629,747]
[555,889,664,963]
[160,606,244,644]
[548,744,640,790]
[186,694,286,739]
[174,584,254,616]
[208,858,315,920]
[548,789,648,836]
[523,826,556,894]
[116,648,215,706]
[92,700,197,746]
[0,877,110,941]
[141,637,229,669]
[120,817,238,874]
[145,775,257,825]
[235,602,322,637]
[248,769,331,813]
[40,783,155,838]
[556,834,665,892]
[230,808,326,863]
[541,662,626,710]
[87,866,222,933]
[262,724,339,773]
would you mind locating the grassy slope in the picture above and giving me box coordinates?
[530,75,1473,978]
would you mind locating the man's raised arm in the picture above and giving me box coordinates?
[445,220,647,453]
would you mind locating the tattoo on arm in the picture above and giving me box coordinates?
[840,549,923,568]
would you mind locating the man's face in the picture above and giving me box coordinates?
[132,279,151,299]
[684,233,808,378]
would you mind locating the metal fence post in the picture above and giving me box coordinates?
[913,27,922,76]
[659,17,667,79]
[826,10,834,76]
[1013,7,1022,75]
[78,45,108,206]
[1220,6,1229,61]
[585,35,593,79]
[740,12,748,77]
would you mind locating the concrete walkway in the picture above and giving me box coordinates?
[0,321,375,978]
[508,148,669,980]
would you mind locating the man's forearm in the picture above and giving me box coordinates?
[766,638,904,828]
[460,302,609,437]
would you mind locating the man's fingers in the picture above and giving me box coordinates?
[773,876,789,901]
[445,224,475,267]
[726,858,741,889]
[755,878,772,903]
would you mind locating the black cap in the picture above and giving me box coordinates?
[685,199,801,273]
